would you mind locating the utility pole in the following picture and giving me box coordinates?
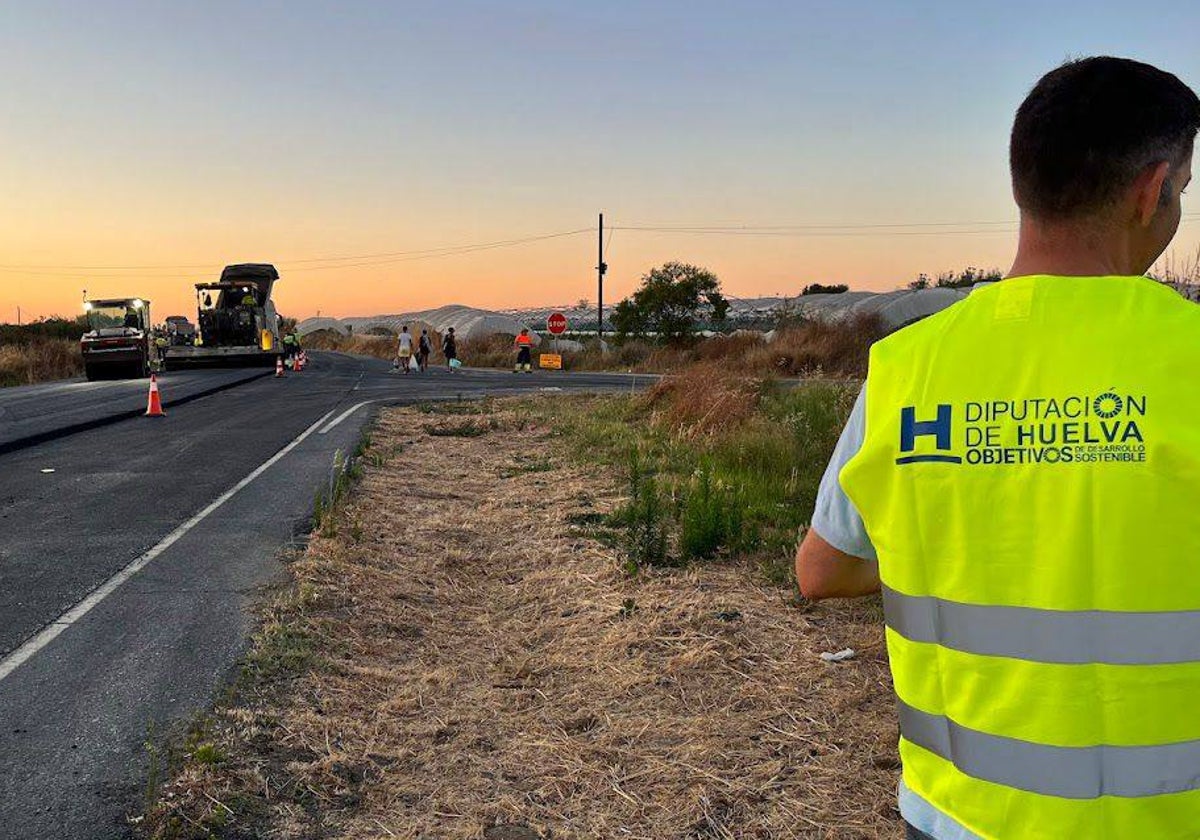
[16,306,21,326]
[597,212,607,348]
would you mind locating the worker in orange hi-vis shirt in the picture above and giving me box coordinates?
[514,328,534,373]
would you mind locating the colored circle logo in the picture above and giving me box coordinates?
[1093,392,1123,419]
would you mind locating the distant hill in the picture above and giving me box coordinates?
[297,304,542,343]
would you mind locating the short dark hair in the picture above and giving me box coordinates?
[1010,57,1200,219]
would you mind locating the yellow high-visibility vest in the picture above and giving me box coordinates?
[840,275,1200,838]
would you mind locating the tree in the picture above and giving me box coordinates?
[611,262,729,343]
[910,267,1003,290]
[800,283,849,296]
[935,267,1002,288]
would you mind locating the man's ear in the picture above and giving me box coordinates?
[1135,160,1173,227]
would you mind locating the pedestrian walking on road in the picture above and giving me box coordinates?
[442,327,458,371]
[417,329,432,372]
[513,328,534,373]
[396,325,414,374]
[797,57,1200,840]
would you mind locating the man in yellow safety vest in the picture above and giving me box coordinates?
[797,57,1200,839]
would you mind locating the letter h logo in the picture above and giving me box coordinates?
[896,405,962,465]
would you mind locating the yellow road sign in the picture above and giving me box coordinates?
[539,353,563,370]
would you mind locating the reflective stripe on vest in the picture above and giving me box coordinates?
[839,275,1200,838]
[899,701,1200,800]
[883,585,1200,665]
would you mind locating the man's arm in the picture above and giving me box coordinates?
[796,385,881,600]
[795,527,880,600]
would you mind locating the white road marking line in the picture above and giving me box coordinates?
[319,400,375,434]
[0,407,338,685]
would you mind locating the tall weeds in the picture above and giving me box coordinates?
[535,369,859,585]
[0,339,83,387]
[614,450,671,570]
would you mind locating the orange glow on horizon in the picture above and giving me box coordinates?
[3,222,1198,324]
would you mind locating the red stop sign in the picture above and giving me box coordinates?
[547,312,568,335]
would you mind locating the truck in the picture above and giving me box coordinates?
[164,264,283,368]
[80,297,156,380]
[164,315,197,346]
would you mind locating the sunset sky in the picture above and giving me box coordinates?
[2,1,1198,322]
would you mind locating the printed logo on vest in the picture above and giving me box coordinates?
[897,404,962,464]
[896,391,1148,467]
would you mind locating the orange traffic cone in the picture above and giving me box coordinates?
[145,374,165,417]
[295,352,304,372]
[275,356,285,377]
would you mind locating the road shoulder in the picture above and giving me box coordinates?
[140,398,898,839]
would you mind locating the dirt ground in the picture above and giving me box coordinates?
[146,404,900,839]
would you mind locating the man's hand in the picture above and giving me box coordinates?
[795,527,881,600]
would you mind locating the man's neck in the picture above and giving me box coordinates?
[1007,216,1135,278]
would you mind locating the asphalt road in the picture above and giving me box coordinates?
[0,353,650,839]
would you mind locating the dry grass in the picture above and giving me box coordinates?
[643,361,773,440]
[301,330,399,362]
[597,317,882,378]
[0,338,82,387]
[141,403,898,840]
[303,316,883,379]
[744,317,881,378]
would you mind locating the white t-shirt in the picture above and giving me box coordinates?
[811,386,875,560]
[398,332,414,352]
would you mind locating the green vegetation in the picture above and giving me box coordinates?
[679,467,745,560]
[613,451,671,569]
[312,429,374,536]
[800,282,849,295]
[0,316,86,345]
[611,261,729,342]
[528,369,858,584]
[909,266,1003,290]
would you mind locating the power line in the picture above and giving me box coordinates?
[613,213,1200,237]
[614,226,1021,238]
[3,212,1198,278]
[284,228,595,272]
[614,220,1019,232]
[0,228,595,278]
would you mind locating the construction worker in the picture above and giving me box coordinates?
[282,331,299,364]
[152,332,168,371]
[796,57,1199,840]
[240,288,256,306]
[514,327,534,373]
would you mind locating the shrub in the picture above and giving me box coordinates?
[679,467,744,560]
[614,451,671,569]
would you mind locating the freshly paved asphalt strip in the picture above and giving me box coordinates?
[0,353,648,839]
[0,367,273,454]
